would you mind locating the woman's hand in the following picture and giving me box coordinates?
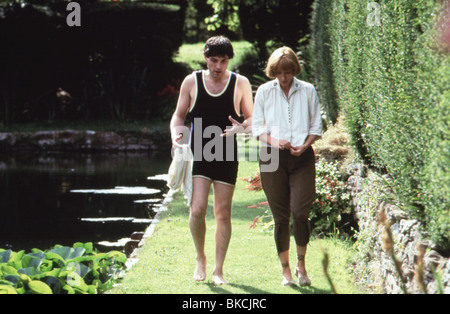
[257,134,292,151]
[278,139,292,151]
[290,145,307,157]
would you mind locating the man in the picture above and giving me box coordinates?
[170,36,253,285]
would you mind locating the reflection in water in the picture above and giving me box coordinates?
[0,152,171,252]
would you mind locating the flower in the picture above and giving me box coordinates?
[157,84,179,98]
[249,217,259,230]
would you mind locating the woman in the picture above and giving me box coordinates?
[252,47,322,286]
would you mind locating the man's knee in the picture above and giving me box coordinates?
[214,204,231,223]
[190,203,207,220]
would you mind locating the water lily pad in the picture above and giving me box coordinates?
[98,238,130,247]
[133,198,161,204]
[147,174,169,181]
[81,217,153,223]
[71,186,160,195]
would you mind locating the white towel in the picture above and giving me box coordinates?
[167,145,193,206]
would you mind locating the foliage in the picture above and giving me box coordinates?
[311,0,450,248]
[242,156,352,238]
[205,0,240,33]
[204,0,314,59]
[310,155,352,237]
[310,0,340,124]
[0,242,126,294]
[184,0,214,43]
[240,172,262,191]
[0,0,187,124]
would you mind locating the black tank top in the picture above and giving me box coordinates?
[190,71,241,162]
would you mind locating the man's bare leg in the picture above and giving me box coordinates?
[190,177,211,282]
[211,181,234,285]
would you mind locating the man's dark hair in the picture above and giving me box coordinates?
[203,36,234,59]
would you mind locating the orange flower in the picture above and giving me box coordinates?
[249,217,259,230]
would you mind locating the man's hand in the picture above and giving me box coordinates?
[221,116,248,137]
[172,133,184,149]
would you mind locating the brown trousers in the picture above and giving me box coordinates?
[259,146,316,252]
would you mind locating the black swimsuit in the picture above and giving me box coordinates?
[189,71,241,186]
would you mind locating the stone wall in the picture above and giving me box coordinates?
[0,129,171,152]
[346,163,450,294]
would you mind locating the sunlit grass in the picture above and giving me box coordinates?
[111,139,364,294]
[174,41,254,71]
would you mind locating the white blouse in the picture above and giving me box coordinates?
[252,77,322,147]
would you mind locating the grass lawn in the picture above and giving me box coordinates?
[174,41,254,71]
[111,138,364,294]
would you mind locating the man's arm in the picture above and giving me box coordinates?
[170,74,195,148]
[222,75,254,137]
[238,75,253,129]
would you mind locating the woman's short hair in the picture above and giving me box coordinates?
[264,47,302,79]
[203,36,234,59]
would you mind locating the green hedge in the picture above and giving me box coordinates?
[311,0,449,248]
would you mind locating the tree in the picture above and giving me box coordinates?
[205,0,314,60]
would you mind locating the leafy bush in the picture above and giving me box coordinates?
[0,0,186,123]
[244,155,352,238]
[311,0,450,248]
[310,155,352,237]
[310,0,340,124]
[0,243,126,294]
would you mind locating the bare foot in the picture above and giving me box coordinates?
[281,277,296,286]
[295,268,311,287]
[193,257,207,282]
[281,265,295,286]
[212,269,229,285]
[295,260,311,287]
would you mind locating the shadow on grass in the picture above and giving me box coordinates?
[205,282,271,294]
[290,285,331,294]
[205,282,331,295]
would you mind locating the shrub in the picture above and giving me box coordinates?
[311,0,450,248]
[0,242,126,294]
[310,0,340,125]
[244,155,353,238]
[310,155,352,237]
[0,0,187,123]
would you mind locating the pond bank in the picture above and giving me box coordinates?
[0,129,171,152]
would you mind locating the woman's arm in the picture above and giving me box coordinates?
[290,135,320,156]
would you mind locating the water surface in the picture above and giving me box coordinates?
[0,151,171,252]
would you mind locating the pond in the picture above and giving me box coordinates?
[0,151,171,253]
